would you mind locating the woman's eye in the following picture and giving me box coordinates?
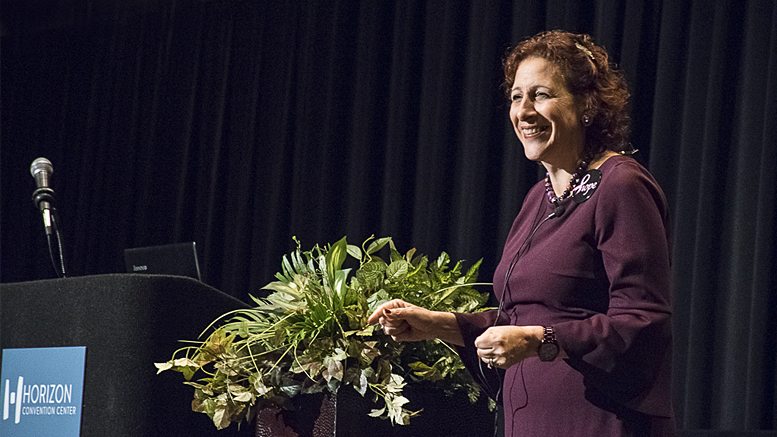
[511,93,522,102]
[536,91,549,99]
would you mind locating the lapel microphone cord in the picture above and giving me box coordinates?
[481,200,565,437]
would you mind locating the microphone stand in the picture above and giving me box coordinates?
[33,186,68,278]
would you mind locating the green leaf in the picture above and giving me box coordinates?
[280,255,295,281]
[347,244,362,260]
[368,407,386,418]
[367,289,390,313]
[356,260,387,290]
[353,368,369,396]
[291,250,308,276]
[464,259,482,283]
[328,237,348,272]
[322,348,347,382]
[356,324,376,337]
[366,237,391,255]
[434,252,450,271]
[386,260,410,282]
[333,268,352,302]
[213,405,230,430]
[409,361,443,381]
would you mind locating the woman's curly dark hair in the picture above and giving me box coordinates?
[503,30,631,157]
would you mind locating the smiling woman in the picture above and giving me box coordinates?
[369,30,674,437]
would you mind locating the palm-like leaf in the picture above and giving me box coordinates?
[156,236,492,429]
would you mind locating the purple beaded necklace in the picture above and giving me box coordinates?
[544,158,589,205]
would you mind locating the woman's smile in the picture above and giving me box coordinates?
[520,125,548,138]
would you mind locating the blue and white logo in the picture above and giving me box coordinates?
[1,347,86,437]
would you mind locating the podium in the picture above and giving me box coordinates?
[0,274,253,437]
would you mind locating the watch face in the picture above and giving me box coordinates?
[539,343,559,361]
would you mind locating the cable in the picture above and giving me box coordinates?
[46,210,68,278]
[508,361,529,434]
[45,233,60,278]
[495,204,559,324]
[53,212,67,277]
[484,200,562,436]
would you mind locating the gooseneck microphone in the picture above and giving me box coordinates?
[30,158,56,233]
[30,157,67,277]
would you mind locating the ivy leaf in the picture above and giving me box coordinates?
[360,341,380,363]
[366,237,391,255]
[253,377,271,396]
[154,357,200,380]
[322,348,347,382]
[278,376,303,398]
[197,395,217,417]
[352,368,369,396]
[347,244,362,260]
[154,361,173,373]
[213,405,231,430]
[368,407,386,418]
[356,324,376,336]
[387,394,410,424]
[367,289,390,313]
[409,361,443,381]
[386,373,406,393]
[232,391,252,402]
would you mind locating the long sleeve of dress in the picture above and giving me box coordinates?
[554,160,673,417]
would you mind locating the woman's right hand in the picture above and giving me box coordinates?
[367,299,463,345]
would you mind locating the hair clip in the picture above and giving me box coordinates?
[575,43,595,61]
[620,143,639,155]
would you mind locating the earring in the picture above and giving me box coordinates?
[582,114,593,126]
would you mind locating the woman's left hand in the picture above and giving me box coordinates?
[474,325,544,369]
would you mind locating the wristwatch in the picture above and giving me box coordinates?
[538,326,559,362]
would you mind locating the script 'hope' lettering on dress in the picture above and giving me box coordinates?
[572,170,601,203]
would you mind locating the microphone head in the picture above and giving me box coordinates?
[553,203,565,218]
[30,157,54,178]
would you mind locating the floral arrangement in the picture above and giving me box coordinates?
[155,236,491,430]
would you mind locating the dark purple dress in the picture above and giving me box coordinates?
[456,156,675,436]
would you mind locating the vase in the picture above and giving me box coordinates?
[254,382,495,437]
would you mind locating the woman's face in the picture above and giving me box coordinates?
[509,57,586,167]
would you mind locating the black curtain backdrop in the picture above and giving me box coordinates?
[1,0,775,434]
